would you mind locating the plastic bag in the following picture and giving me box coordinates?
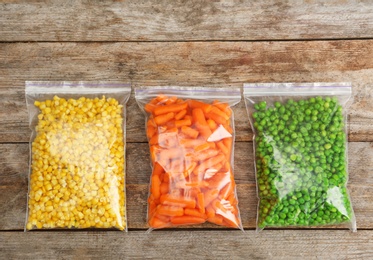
[25,81,130,231]
[244,83,356,231]
[135,87,243,230]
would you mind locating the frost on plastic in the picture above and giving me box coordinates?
[135,87,243,230]
[25,82,130,231]
[244,83,356,232]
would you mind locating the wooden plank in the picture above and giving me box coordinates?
[1,1,373,41]
[0,41,373,143]
[1,230,373,259]
[1,142,372,230]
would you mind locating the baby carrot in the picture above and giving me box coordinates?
[149,134,159,145]
[175,118,192,128]
[194,143,210,152]
[207,119,218,131]
[197,193,205,214]
[175,109,187,120]
[184,208,207,219]
[170,216,206,225]
[160,194,196,209]
[151,175,161,199]
[205,112,226,125]
[160,182,169,194]
[145,103,156,113]
[207,215,223,225]
[154,112,175,125]
[219,182,234,200]
[194,153,225,175]
[157,205,184,217]
[213,101,232,116]
[147,125,156,138]
[194,149,219,162]
[153,162,165,176]
[149,216,170,228]
[217,141,229,155]
[154,102,188,116]
[179,138,203,148]
[192,108,212,138]
[210,106,229,120]
[206,205,215,218]
[189,100,212,114]
[181,126,199,139]
[204,189,219,206]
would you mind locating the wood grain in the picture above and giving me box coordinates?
[1,1,373,42]
[1,41,373,143]
[1,230,373,259]
[1,142,372,230]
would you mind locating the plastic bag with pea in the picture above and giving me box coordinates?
[244,83,356,231]
[25,82,130,231]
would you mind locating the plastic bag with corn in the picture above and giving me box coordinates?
[25,82,130,231]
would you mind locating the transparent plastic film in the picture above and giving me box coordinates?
[136,87,243,230]
[25,81,130,231]
[244,83,356,231]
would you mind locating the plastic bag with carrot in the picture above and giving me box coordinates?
[136,87,243,230]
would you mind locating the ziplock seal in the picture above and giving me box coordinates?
[244,82,351,96]
[136,86,241,100]
[26,81,131,94]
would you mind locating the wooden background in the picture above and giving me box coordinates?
[1,1,373,259]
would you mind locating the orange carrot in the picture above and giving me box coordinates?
[207,215,223,225]
[217,141,229,155]
[175,109,187,120]
[194,143,210,152]
[205,112,226,125]
[189,100,212,114]
[213,101,232,116]
[210,106,229,120]
[184,208,207,219]
[154,102,188,116]
[206,205,215,218]
[207,119,218,131]
[160,194,196,209]
[175,118,192,128]
[154,112,175,125]
[157,205,184,217]
[149,216,169,228]
[179,138,204,148]
[160,182,169,194]
[219,183,234,200]
[147,124,156,138]
[194,149,219,161]
[149,134,159,145]
[193,153,225,175]
[192,108,212,138]
[170,216,206,225]
[151,175,161,199]
[145,103,156,113]
[183,162,197,177]
[197,193,205,214]
[153,163,165,176]
[180,126,199,139]
[222,214,239,228]
[203,189,219,206]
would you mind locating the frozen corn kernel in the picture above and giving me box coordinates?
[26,95,126,230]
